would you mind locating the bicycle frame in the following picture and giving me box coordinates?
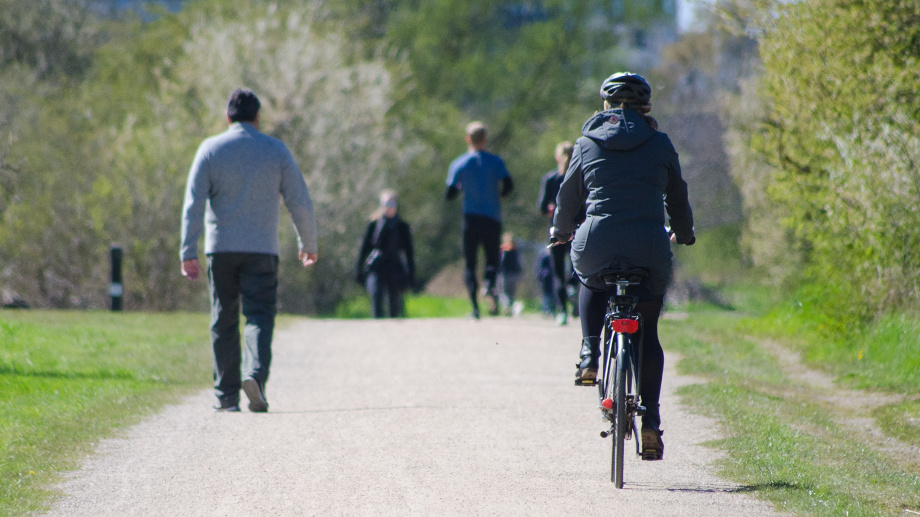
[596,273,645,486]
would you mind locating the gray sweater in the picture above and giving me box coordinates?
[180,122,318,261]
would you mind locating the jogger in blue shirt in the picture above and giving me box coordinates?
[446,122,514,319]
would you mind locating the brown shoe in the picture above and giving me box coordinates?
[641,425,664,460]
[575,366,597,384]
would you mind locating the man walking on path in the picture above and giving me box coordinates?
[180,88,319,413]
[445,121,513,319]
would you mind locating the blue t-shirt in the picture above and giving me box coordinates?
[446,150,510,221]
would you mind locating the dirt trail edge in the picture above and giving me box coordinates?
[42,318,786,517]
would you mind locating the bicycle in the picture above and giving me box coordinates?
[575,266,649,488]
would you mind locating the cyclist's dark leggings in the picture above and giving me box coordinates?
[579,283,665,421]
[462,214,501,310]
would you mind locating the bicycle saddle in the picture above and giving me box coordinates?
[598,267,649,286]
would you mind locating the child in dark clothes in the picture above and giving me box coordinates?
[498,232,523,316]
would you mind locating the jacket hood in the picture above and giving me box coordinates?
[581,108,656,151]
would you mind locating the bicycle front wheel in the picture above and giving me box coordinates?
[612,334,629,488]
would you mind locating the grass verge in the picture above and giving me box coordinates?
[661,305,920,516]
[0,309,210,517]
[741,292,920,450]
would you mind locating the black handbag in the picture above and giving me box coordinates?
[361,218,387,275]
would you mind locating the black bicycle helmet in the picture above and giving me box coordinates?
[599,72,651,105]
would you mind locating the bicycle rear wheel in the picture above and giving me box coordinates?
[612,334,628,488]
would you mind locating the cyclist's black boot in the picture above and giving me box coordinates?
[575,337,600,385]
[640,407,664,461]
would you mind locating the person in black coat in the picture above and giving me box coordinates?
[355,190,416,318]
[537,141,581,325]
[551,72,695,460]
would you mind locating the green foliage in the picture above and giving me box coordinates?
[1,0,410,312]
[0,309,210,517]
[0,0,680,312]
[751,0,920,314]
[0,0,105,78]
[340,0,675,256]
[375,3,571,277]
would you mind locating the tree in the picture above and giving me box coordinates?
[335,0,678,286]
[0,0,688,312]
[748,0,920,313]
[0,0,112,307]
[0,0,414,312]
[0,0,105,78]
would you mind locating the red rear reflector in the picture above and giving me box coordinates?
[602,398,613,409]
[611,319,639,334]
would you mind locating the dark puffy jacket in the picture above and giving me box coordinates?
[552,108,694,294]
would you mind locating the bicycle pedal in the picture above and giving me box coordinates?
[574,378,597,386]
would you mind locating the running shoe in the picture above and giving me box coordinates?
[242,377,269,413]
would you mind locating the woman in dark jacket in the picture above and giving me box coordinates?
[552,72,695,461]
[356,190,416,318]
[537,141,580,325]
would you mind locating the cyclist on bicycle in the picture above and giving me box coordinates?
[551,72,695,459]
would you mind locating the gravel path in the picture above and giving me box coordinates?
[42,317,786,516]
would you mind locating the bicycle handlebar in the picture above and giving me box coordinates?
[667,229,695,246]
[547,227,574,248]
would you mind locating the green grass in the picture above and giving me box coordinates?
[732,289,920,451]
[6,288,920,517]
[716,281,920,391]
[812,312,920,393]
[876,398,920,446]
[0,310,210,517]
[331,294,473,319]
[662,304,920,516]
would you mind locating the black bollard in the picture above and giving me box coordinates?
[110,246,123,311]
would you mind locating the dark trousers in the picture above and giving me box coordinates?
[462,214,501,311]
[550,241,571,315]
[366,271,404,318]
[579,283,664,424]
[500,272,520,308]
[207,253,278,406]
